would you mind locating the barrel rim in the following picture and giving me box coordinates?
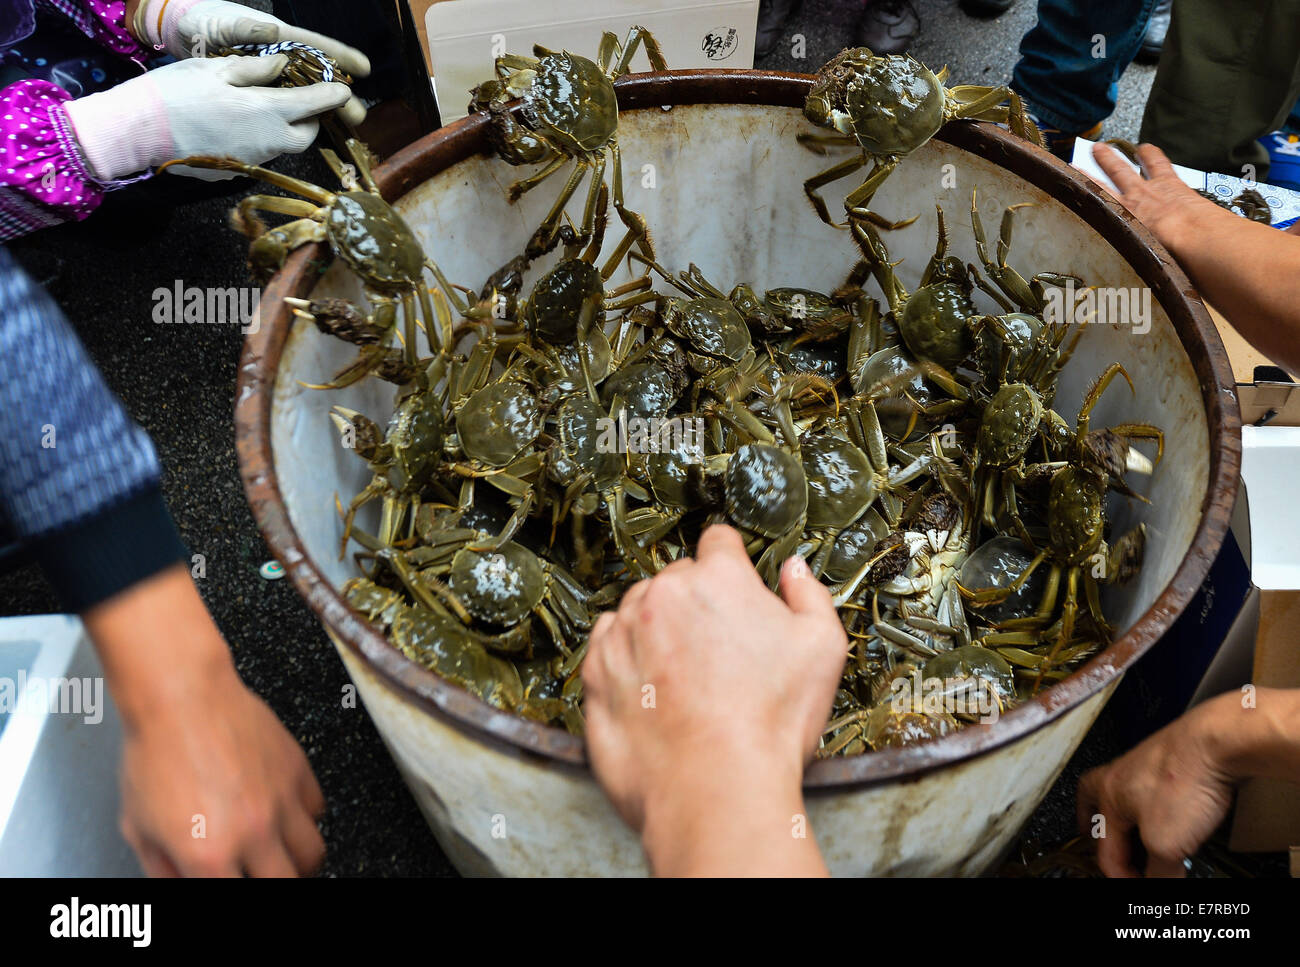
[234,69,1242,788]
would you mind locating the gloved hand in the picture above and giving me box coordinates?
[134,0,371,125]
[64,56,351,181]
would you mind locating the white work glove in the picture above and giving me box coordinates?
[136,0,371,125]
[64,55,351,181]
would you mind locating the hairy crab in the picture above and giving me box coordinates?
[799,48,1042,228]
[469,28,666,258]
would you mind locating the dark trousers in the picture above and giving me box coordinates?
[1140,0,1300,179]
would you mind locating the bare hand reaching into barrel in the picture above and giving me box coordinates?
[582,525,848,876]
[1077,688,1300,877]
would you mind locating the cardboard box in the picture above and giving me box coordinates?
[1208,305,1300,427]
[399,0,759,126]
[1229,426,1300,853]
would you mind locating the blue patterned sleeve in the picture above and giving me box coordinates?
[0,244,187,609]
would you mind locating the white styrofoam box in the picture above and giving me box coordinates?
[0,615,140,876]
[416,0,759,123]
[1239,425,1300,591]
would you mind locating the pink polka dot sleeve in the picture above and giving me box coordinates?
[0,80,105,241]
[83,1,151,61]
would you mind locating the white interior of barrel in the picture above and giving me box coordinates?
[272,103,1209,675]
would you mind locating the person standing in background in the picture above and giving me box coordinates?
[1141,0,1300,181]
[757,0,920,59]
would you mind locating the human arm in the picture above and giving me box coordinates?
[581,525,849,876]
[86,564,325,876]
[1077,687,1300,877]
[0,0,368,241]
[0,247,324,875]
[1092,141,1300,376]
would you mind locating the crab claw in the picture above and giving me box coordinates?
[329,405,383,460]
[1125,447,1154,476]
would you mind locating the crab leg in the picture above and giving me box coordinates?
[233,195,320,231]
[613,25,667,75]
[970,193,1042,312]
[423,258,470,316]
[608,141,656,263]
[507,153,568,201]
[803,153,870,228]
[844,156,906,223]
[1109,422,1164,465]
[949,85,1042,147]
[1077,362,1134,436]
[796,132,859,155]
[531,160,591,255]
[597,31,620,72]
[578,153,608,243]
[157,156,335,205]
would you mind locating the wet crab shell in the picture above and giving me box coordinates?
[552,329,613,384]
[864,704,956,749]
[976,382,1044,468]
[922,645,1017,704]
[853,345,931,439]
[974,312,1043,385]
[525,51,618,154]
[457,380,541,467]
[844,55,947,157]
[524,259,605,344]
[326,191,426,291]
[778,342,845,385]
[1048,466,1106,564]
[448,544,546,627]
[554,396,623,491]
[643,429,710,509]
[666,298,753,363]
[960,535,1048,623]
[601,361,687,420]
[765,287,851,338]
[388,391,446,488]
[899,281,976,370]
[724,442,808,538]
[390,605,524,710]
[802,434,875,529]
[823,509,891,583]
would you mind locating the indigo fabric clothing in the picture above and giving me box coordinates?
[0,0,148,241]
[1010,0,1159,133]
[0,1,38,49]
[0,246,186,609]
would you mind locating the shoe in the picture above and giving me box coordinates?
[756,0,801,59]
[1260,132,1300,191]
[856,0,920,55]
[1136,0,1171,63]
[1028,114,1103,161]
[960,0,1015,15]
